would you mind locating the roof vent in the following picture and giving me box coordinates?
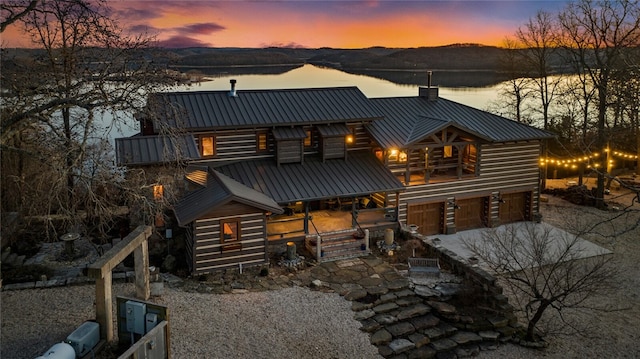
[229,79,237,97]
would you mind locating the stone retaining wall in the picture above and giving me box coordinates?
[401,229,518,324]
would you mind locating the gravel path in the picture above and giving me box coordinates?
[1,284,379,359]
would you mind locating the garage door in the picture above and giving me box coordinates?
[407,202,444,235]
[455,197,487,231]
[499,192,531,224]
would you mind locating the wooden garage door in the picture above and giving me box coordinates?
[407,202,444,235]
[499,192,531,224]
[455,197,487,231]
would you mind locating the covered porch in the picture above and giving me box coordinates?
[266,200,398,241]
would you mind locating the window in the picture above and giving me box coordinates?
[199,135,215,156]
[304,130,312,147]
[221,219,241,251]
[256,132,268,152]
[153,185,164,201]
[443,145,453,158]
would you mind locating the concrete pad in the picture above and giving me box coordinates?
[427,222,612,271]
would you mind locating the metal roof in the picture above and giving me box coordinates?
[317,123,351,137]
[148,87,384,130]
[185,165,209,187]
[173,168,283,226]
[214,150,405,203]
[115,135,200,166]
[368,96,554,149]
[272,127,307,140]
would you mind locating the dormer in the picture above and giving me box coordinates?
[317,124,352,161]
[272,127,306,166]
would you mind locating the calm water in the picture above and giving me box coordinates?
[104,64,502,141]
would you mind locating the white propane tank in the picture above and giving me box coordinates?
[34,342,75,359]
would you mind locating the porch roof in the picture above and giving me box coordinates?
[173,168,283,226]
[213,150,405,203]
[115,134,200,166]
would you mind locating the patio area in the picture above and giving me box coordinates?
[424,221,612,271]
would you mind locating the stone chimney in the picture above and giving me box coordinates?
[229,79,238,97]
[419,71,438,101]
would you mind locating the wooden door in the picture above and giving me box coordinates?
[407,202,444,235]
[455,197,486,231]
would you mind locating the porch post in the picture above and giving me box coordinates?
[303,202,309,234]
[405,149,411,184]
[351,199,357,228]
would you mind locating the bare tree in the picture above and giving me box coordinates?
[463,222,618,342]
[1,0,186,239]
[492,36,534,124]
[0,0,37,32]
[557,0,640,208]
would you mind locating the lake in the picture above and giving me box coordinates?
[104,64,503,141]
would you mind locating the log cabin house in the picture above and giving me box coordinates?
[116,79,553,274]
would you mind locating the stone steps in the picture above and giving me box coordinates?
[344,280,520,358]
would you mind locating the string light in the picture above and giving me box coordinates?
[539,150,638,168]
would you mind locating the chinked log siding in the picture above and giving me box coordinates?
[190,204,268,274]
[392,141,541,232]
[193,129,275,163]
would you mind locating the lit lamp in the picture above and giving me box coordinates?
[345,134,354,144]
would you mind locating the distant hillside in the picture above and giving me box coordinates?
[166,44,508,71]
[309,44,507,71]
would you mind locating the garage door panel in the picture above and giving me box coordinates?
[455,197,486,231]
[499,192,530,224]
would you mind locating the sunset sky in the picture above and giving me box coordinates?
[2,1,569,49]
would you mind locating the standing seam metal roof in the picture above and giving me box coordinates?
[368,96,554,149]
[150,87,384,130]
[173,168,283,226]
[115,135,200,166]
[214,150,404,203]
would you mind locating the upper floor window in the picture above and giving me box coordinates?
[304,129,313,147]
[153,184,164,201]
[199,134,216,157]
[443,145,453,158]
[257,132,269,152]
